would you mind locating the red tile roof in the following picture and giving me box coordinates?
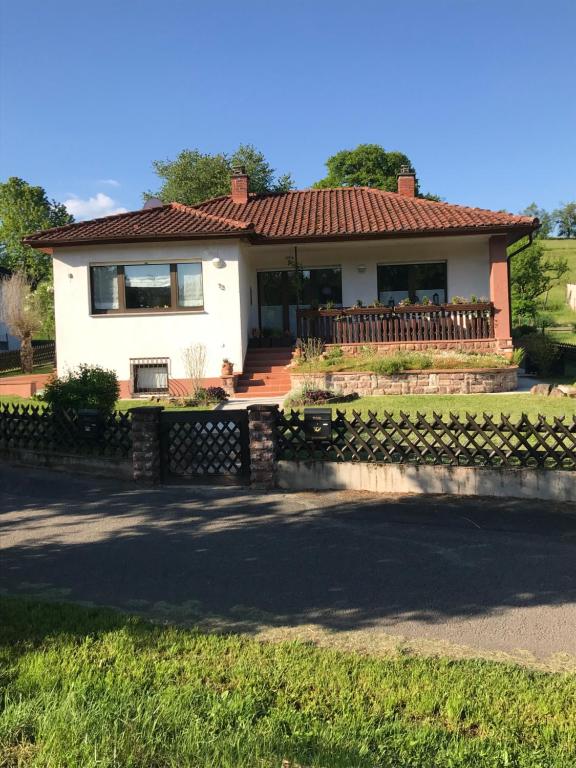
[23,202,252,247]
[24,187,537,248]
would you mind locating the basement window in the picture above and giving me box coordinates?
[130,358,170,395]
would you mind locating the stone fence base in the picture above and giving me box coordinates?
[0,447,132,480]
[278,460,576,503]
[330,338,513,356]
[290,366,518,396]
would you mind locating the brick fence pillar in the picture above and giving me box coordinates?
[247,404,279,489]
[130,406,164,484]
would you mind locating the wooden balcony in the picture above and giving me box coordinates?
[296,303,495,344]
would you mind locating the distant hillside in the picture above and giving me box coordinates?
[542,239,576,341]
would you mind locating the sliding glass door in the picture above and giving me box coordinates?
[257,267,342,337]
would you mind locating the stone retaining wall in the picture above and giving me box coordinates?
[290,366,518,396]
[330,338,513,356]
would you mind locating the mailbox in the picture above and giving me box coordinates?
[303,408,332,441]
[77,408,104,441]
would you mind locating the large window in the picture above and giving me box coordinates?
[300,267,342,307]
[90,262,203,314]
[377,262,447,305]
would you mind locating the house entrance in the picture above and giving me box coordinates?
[257,267,342,339]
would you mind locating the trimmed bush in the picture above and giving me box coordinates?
[41,365,119,414]
[522,333,562,376]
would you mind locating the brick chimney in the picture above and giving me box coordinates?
[397,165,416,197]
[231,166,249,205]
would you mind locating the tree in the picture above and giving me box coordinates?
[0,177,73,285]
[509,238,568,326]
[0,272,42,372]
[553,202,576,238]
[148,144,294,205]
[33,280,56,339]
[312,143,439,199]
[520,203,553,238]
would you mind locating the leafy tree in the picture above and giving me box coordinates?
[33,280,56,339]
[148,144,294,205]
[520,203,553,238]
[509,238,568,325]
[0,177,73,285]
[312,143,439,199]
[553,202,576,238]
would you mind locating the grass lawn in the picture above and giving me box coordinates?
[0,364,54,379]
[542,239,576,337]
[289,393,576,420]
[1,598,575,767]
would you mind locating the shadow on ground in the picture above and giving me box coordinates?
[1,465,576,659]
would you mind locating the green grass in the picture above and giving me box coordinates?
[289,393,576,420]
[1,597,575,767]
[296,350,513,375]
[0,364,54,379]
[542,239,576,330]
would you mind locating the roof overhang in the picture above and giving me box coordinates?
[23,220,538,251]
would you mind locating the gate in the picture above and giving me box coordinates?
[160,409,250,483]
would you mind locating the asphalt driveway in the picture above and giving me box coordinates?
[2,465,576,669]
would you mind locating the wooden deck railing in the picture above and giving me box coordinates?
[296,303,495,344]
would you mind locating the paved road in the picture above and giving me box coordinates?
[2,466,576,669]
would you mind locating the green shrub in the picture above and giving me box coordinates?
[42,364,119,414]
[522,333,560,376]
[298,337,324,362]
[371,352,433,375]
[511,348,525,366]
[324,346,343,360]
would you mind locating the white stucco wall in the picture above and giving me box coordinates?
[51,234,493,387]
[241,235,492,332]
[52,240,244,382]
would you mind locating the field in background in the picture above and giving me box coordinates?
[542,239,576,342]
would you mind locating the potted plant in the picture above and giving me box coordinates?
[221,359,233,376]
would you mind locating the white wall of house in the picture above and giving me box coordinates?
[51,234,494,388]
[52,239,245,384]
[241,235,492,333]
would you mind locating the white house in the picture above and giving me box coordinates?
[24,168,538,398]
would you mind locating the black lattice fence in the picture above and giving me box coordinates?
[276,410,576,470]
[160,410,249,482]
[0,341,56,374]
[0,403,132,459]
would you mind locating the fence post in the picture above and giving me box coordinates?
[130,406,164,484]
[247,404,279,489]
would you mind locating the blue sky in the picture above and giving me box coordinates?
[1,0,574,220]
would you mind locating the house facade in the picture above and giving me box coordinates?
[25,168,538,398]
